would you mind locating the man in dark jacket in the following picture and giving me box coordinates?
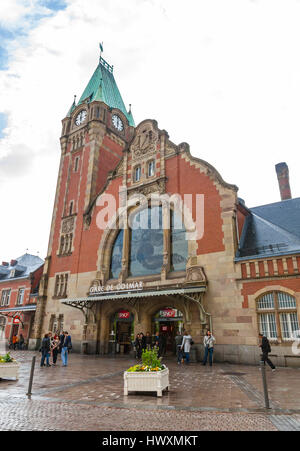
[40,333,51,367]
[61,331,72,367]
[259,333,276,371]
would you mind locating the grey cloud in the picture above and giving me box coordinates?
[0,145,33,182]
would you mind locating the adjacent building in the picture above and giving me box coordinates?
[0,254,44,345]
[30,52,300,367]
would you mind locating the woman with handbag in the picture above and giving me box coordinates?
[181,330,193,365]
[202,330,215,366]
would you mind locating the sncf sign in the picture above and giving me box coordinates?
[118,310,130,319]
[160,308,176,318]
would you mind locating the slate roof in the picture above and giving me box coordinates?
[69,56,135,127]
[236,197,300,260]
[0,253,44,282]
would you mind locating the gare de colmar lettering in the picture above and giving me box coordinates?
[7,49,298,368]
[89,281,144,295]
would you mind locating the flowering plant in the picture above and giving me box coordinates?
[0,353,16,363]
[127,349,165,372]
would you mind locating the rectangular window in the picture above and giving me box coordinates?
[74,156,79,172]
[148,160,155,177]
[259,313,277,339]
[69,201,74,216]
[280,312,300,340]
[134,166,141,182]
[1,289,11,306]
[17,288,25,305]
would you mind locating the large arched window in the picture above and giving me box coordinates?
[110,229,124,279]
[170,210,188,272]
[129,206,163,277]
[109,206,188,279]
[257,291,299,341]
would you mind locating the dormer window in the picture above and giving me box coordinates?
[148,160,155,177]
[134,166,141,182]
[10,270,15,278]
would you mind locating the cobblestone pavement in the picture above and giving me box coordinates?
[0,351,300,431]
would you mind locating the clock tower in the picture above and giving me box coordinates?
[30,52,135,347]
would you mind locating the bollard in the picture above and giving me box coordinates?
[26,355,36,397]
[260,359,270,409]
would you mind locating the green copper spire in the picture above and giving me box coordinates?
[77,56,135,127]
[66,95,77,117]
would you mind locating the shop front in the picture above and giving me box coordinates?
[152,307,184,353]
[109,309,134,354]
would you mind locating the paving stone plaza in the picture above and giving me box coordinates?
[0,351,300,431]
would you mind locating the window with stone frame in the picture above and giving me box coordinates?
[134,165,141,182]
[147,160,155,177]
[109,206,188,279]
[1,289,11,306]
[16,288,25,305]
[54,274,69,298]
[59,233,73,256]
[257,291,300,341]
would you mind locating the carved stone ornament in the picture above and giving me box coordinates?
[89,279,103,294]
[185,266,207,284]
[61,217,75,234]
[135,179,166,196]
[131,122,158,160]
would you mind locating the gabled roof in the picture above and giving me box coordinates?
[236,197,300,260]
[0,253,44,282]
[74,56,135,127]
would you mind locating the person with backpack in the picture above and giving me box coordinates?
[259,333,276,371]
[202,330,216,366]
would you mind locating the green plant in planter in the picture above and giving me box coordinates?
[0,353,14,363]
[141,349,162,368]
[126,349,165,372]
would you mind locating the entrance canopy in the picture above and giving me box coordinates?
[61,286,206,304]
[61,286,211,328]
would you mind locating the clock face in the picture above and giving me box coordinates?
[75,110,87,126]
[112,114,124,132]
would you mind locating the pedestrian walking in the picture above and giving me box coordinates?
[175,331,183,364]
[259,333,276,371]
[181,330,193,364]
[134,333,143,359]
[202,330,215,366]
[40,333,51,367]
[61,331,72,367]
[145,331,152,350]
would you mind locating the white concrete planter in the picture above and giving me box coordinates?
[0,362,20,380]
[124,368,169,397]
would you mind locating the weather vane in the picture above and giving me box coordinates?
[99,42,104,61]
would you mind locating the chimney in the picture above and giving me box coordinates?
[275,162,292,201]
[10,260,17,266]
[2,262,9,267]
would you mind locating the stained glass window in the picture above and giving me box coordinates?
[129,206,163,277]
[170,210,188,271]
[110,229,124,279]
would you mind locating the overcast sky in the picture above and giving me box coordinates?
[0,0,300,262]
